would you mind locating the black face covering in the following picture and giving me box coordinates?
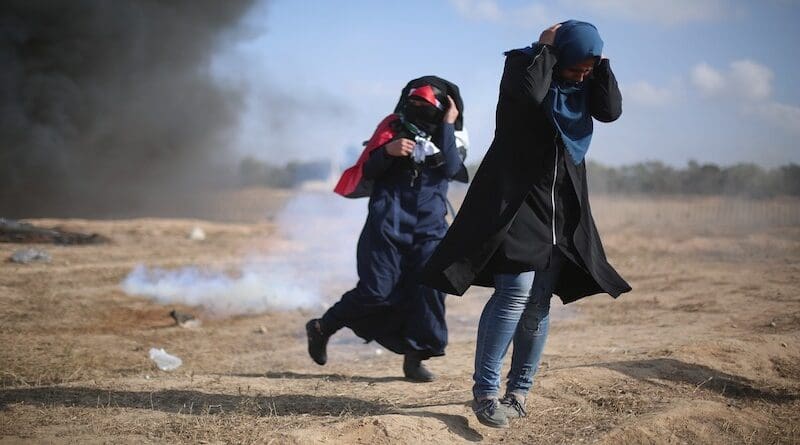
[403,103,442,135]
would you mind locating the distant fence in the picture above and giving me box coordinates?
[585,161,800,198]
[589,194,800,232]
[464,160,800,198]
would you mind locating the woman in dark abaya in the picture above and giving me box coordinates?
[305,77,468,382]
[422,21,631,427]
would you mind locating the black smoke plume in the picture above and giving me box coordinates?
[0,0,258,217]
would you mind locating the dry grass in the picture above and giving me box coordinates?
[1,189,799,444]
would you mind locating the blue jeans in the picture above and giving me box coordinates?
[472,252,564,399]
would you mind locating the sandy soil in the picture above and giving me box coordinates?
[1,189,799,444]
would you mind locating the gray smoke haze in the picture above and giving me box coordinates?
[122,190,366,316]
[0,0,258,217]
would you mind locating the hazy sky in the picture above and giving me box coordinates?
[214,0,800,167]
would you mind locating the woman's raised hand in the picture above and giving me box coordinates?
[538,23,561,46]
[444,96,459,124]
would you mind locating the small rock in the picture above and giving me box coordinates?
[781,342,787,348]
[770,321,777,327]
[188,227,206,241]
[258,325,268,334]
[170,310,200,328]
[9,248,51,264]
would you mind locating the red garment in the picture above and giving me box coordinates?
[334,114,400,198]
[408,85,443,110]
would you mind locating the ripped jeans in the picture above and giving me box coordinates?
[472,251,565,400]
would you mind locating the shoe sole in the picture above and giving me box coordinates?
[475,416,509,429]
[403,375,436,383]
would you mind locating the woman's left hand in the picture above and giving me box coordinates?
[444,95,459,124]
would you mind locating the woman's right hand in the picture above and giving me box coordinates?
[385,138,415,157]
[538,23,561,46]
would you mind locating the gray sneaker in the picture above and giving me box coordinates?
[499,394,527,418]
[472,397,509,428]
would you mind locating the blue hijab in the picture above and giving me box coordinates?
[543,20,603,165]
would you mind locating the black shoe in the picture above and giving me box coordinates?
[472,397,509,428]
[305,319,329,365]
[403,353,436,382]
[499,393,527,419]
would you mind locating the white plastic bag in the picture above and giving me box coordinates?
[188,227,206,241]
[149,347,182,371]
[411,136,441,164]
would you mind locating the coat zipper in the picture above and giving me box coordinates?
[551,134,558,245]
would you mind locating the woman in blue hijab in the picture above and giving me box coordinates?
[422,20,631,428]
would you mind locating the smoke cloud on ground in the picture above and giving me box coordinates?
[0,0,258,217]
[122,191,367,315]
[122,262,319,315]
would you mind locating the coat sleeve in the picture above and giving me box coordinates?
[362,146,394,180]
[589,59,622,123]
[438,123,463,179]
[499,45,559,106]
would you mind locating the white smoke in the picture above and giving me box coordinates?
[121,262,318,314]
[121,190,367,316]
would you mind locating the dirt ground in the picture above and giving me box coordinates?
[1,188,799,444]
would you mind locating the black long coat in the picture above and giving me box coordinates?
[422,44,631,303]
